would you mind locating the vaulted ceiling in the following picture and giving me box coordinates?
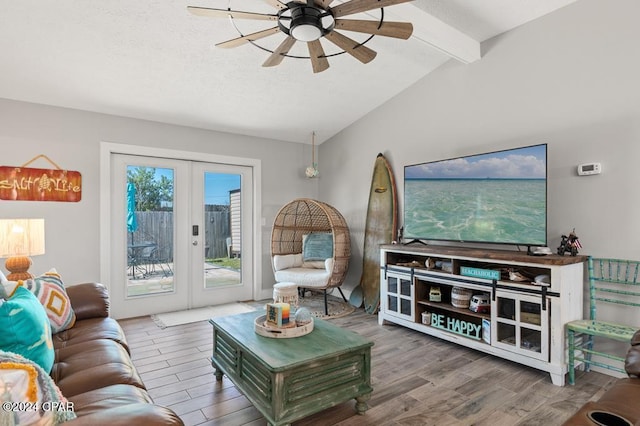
[0,0,577,144]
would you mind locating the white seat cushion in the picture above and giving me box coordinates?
[275,268,331,288]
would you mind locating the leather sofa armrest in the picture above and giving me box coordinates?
[626,329,640,377]
[62,404,183,425]
[66,283,110,320]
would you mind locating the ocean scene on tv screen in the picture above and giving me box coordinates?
[404,144,547,245]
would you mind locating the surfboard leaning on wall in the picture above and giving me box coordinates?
[361,153,398,314]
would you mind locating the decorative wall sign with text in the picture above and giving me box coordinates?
[0,155,82,202]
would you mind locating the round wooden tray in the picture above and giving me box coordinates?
[254,315,314,339]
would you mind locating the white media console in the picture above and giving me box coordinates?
[378,244,587,386]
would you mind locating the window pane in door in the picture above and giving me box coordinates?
[203,172,241,288]
[126,166,175,297]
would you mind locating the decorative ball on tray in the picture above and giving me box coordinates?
[295,307,312,326]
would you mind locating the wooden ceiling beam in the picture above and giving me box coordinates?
[338,1,481,64]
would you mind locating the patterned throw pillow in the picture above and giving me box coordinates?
[0,350,76,425]
[0,286,54,373]
[0,269,76,333]
[23,270,76,334]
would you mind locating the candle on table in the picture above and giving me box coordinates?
[280,302,290,325]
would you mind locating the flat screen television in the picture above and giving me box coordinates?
[403,143,547,247]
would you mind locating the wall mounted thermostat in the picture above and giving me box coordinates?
[577,162,602,176]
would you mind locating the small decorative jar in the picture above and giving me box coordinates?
[273,282,299,312]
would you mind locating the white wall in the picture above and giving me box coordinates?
[0,99,318,292]
[320,0,640,295]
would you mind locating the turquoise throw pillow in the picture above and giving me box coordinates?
[0,286,54,373]
[303,233,334,261]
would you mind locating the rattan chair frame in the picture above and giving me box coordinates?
[271,198,351,290]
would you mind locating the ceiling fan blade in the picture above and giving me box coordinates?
[262,0,287,10]
[216,27,281,49]
[315,0,335,8]
[330,0,414,18]
[187,6,277,21]
[307,40,330,73]
[263,36,297,67]
[335,19,413,39]
[324,30,377,64]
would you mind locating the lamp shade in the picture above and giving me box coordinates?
[0,219,45,257]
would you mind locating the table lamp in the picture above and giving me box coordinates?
[0,218,45,281]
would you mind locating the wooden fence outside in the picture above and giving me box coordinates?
[128,208,231,261]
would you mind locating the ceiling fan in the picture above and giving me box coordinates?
[187,0,414,73]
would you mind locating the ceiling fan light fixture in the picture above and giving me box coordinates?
[291,23,322,41]
[290,6,323,42]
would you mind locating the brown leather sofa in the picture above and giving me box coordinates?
[50,282,183,425]
[563,329,640,425]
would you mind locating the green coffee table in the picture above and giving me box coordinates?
[209,311,373,426]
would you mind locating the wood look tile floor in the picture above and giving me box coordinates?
[119,306,616,426]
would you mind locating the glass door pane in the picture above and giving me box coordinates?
[384,272,413,320]
[126,165,175,297]
[203,172,241,288]
[493,291,549,361]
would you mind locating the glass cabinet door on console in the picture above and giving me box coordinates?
[383,271,413,321]
[492,290,550,362]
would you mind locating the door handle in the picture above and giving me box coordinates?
[192,240,198,246]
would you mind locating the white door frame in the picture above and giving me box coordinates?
[100,142,262,319]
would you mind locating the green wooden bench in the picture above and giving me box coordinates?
[567,257,640,385]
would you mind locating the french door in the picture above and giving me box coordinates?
[109,153,254,319]
[191,162,253,305]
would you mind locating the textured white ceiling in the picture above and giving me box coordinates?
[0,0,577,144]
